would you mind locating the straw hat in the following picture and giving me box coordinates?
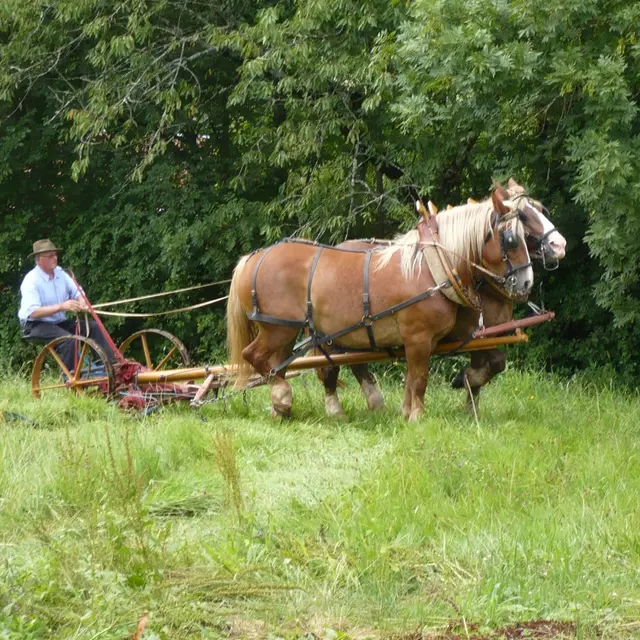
[28,239,63,257]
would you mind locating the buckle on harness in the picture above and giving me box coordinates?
[362,315,374,327]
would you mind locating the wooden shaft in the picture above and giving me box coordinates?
[135,333,529,384]
[473,312,555,338]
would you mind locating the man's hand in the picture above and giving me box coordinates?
[60,299,88,313]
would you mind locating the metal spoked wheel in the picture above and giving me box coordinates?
[118,329,191,371]
[31,335,116,399]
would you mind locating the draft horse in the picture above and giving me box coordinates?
[227,185,534,420]
[316,179,567,418]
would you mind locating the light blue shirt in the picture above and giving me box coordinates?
[18,265,81,324]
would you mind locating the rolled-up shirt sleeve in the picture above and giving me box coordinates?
[18,277,43,322]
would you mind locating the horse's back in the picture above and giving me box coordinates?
[235,242,366,323]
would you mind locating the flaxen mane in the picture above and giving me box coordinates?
[376,199,524,280]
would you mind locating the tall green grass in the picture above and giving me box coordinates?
[0,367,638,638]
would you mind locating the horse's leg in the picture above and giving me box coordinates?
[268,349,296,419]
[242,325,299,418]
[316,364,347,419]
[350,364,385,411]
[451,349,506,412]
[401,384,412,420]
[404,341,432,422]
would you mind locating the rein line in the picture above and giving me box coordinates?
[92,279,232,309]
[90,279,232,318]
[94,295,229,318]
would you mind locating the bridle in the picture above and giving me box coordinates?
[484,210,532,298]
[509,193,560,271]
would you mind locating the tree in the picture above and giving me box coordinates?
[1,0,639,380]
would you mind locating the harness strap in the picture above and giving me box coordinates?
[362,250,377,349]
[368,281,451,322]
[535,228,557,247]
[248,245,307,328]
[251,246,272,318]
[482,210,533,300]
[268,280,452,377]
[307,247,324,333]
[535,226,561,270]
[281,237,376,253]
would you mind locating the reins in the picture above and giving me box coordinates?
[92,279,231,308]
[94,295,229,318]
[91,279,232,318]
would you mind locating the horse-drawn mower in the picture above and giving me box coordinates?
[29,183,565,416]
[29,275,556,414]
[31,298,554,410]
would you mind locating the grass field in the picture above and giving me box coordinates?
[0,364,639,639]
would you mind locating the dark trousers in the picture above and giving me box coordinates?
[23,318,114,371]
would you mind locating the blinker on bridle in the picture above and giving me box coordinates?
[484,210,532,297]
[501,229,519,254]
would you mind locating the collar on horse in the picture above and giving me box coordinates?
[417,215,483,310]
[417,205,532,307]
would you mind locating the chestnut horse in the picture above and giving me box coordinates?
[227,186,533,420]
[315,179,567,418]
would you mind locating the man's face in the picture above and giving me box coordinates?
[37,251,58,272]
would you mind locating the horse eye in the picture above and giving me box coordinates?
[518,212,527,222]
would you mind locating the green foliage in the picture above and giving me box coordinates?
[1,0,639,380]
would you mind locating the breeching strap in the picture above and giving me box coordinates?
[249,246,303,327]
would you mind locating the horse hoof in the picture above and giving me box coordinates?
[271,407,292,420]
[325,406,348,421]
[325,397,346,420]
[361,380,385,411]
[366,392,385,411]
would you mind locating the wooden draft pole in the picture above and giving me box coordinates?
[136,333,529,384]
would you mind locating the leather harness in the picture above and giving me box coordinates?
[247,206,534,376]
[248,237,452,375]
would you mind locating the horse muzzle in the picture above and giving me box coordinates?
[504,263,534,300]
[527,230,566,269]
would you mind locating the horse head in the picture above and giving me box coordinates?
[482,187,534,300]
[505,178,567,270]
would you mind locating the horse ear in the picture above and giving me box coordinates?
[447,204,453,210]
[427,200,438,216]
[467,197,478,204]
[508,177,519,189]
[492,187,513,215]
[491,178,509,198]
[415,200,429,221]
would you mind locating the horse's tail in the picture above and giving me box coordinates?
[227,255,256,388]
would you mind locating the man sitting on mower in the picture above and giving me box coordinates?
[18,239,114,371]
